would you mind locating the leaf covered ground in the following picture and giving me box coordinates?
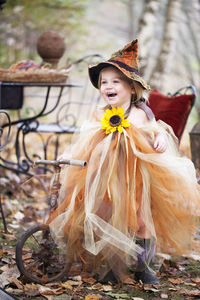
[1,169,200,300]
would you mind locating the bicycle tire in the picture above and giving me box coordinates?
[16,224,70,283]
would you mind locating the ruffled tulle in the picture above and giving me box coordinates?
[47,114,200,279]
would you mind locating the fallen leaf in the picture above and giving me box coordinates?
[8,278,23,290]
[102,284,112,291]
[40,274,49,283]
[2,258,11,264]
[82,277,96,284]
[90,283,103,290]
[14,211,24,220]
[38,285,63,295]
[70,275,82,281]
[6,171,20,183]
[187,254,200,261]
[24,283,40,296]
[123,277,136,285]
[61,281,73,290]
[184,282,196,286]
[180,288,200,296]
[178,266,185,271]
[85,295,101,300]
[67,279,82,286]
[160,293,168,299]
[4,287,22,298]
[9,224,20,229]
[0,265,9,272]
[0,266,20,288]
[168,278,184,284]
[168,287,178,291]
[1,233,17,240]
[143,285,159,292]
[191,277,200,283]
[157,253,171,260]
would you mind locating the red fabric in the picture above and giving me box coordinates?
[148,89,195,140]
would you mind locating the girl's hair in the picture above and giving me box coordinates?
[98,66,147,116]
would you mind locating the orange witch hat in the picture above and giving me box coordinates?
[88,39,150,90]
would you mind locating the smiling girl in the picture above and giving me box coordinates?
[48,40,200,285]
[98,66,166,152]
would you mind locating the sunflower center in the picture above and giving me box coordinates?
[109,115,122,127]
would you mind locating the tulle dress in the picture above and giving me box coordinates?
[47,108,200,278]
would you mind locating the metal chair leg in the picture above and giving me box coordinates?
[0,194,8,233]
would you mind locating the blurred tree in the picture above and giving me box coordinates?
[137,0,163,78]
[149,0,182,92]
[0,0,89,68]
[180,0,200,116]
[127,0,200,119]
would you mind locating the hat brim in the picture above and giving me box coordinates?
[88,62,113,89]
[88,61,151,91]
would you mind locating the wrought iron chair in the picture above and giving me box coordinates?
[0,109,11,233]
[0,54,104,176]
[30,54,104,159]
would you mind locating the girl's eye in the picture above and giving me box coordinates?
[113,80,119,83]
[101,81,106,85]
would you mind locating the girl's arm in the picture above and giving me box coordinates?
[153,131,167,153]
[149,118,167,153]
[130,108,167,153]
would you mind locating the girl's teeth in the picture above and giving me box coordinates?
[108,93,117,97]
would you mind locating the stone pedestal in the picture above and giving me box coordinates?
[37,31,66,69]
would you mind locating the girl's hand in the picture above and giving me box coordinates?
[57,155,68,168]
[153,133,167,153]
[57,155,64,161]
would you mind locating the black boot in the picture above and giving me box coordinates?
[135,238,159,284]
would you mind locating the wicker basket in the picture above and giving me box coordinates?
[0,68,68,83]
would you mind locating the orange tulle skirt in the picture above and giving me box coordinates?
[47,118,200,278]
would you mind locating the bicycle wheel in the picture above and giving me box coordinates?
[16,224,70,283]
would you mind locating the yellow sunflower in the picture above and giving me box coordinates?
[101,107,131,135]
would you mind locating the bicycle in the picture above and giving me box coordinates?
[15,158,86,284]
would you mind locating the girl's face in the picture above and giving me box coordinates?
[99,67,135,111]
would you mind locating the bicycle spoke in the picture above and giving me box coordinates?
[32,233,42,246]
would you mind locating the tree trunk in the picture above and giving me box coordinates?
[182,0,200,118]
[136,0,161,77]
[149,0,182,92]
[127,0,134,40]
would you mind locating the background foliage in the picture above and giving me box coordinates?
[0,0,88,66]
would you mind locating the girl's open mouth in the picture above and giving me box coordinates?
[107,92,117,99]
